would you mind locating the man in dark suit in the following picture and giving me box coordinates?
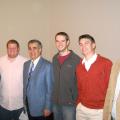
[23,39,54,120]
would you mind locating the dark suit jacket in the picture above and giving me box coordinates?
[23,57,53,117]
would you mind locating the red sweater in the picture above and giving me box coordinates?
[76,55,112,109]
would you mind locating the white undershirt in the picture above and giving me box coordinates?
[30,56,40,72]
[82,53,97,71]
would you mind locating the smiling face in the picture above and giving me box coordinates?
[79,38,96,58]
[28,42,42,61]
[55,35,70,54]
[7,43,19,58]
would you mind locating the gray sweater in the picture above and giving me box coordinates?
[52,50,81,105]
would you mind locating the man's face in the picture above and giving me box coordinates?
[7,43,19,58]
[79,38,96,57]
[55,35,69,53]
[28,42,41,60]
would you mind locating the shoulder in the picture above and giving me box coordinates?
[40,58,53,72]
[114,59,120,65]
[18,55,27,61]
[52,53,58,60]
[52,53,59,64]
[41,57,52,66]
[97,55,112,65]
[0,55,7,60]
[70,51,81,63]
[70,51,80,59]
[0,55,7,63]
[76,59,82,68]
[24,59,31,65]
[112,59,120,70]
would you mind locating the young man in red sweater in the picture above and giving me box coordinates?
[76,34,112,120]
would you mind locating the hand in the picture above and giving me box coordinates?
[43,109,51,117]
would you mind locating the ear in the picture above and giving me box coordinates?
[39,47,42,55]
[92,43,96,49]
[67,40,70,46]
[18,47,20,52]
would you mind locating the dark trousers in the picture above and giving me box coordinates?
[111,116,115,120]
[0,105,23,120]
[28,112,54,120]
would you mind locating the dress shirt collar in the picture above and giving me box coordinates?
[82,53,97,64]
[7,55,19,62]
[82,53,97,71]
[31,56,40,70]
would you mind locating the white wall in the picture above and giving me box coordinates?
[0,0,52,59]
[0,0,120,62]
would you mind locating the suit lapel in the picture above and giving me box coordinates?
[32,57,44,77]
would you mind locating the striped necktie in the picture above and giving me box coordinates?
[29,62,34,78]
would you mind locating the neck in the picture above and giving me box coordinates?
[32,56,41,62]
[7,55,18,62]
[59,49,70,56]
[84,52,95,61]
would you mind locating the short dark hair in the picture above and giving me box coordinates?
[55,32,70,41]
[7,39,19,48]
[79,34,95,43]
[28,39,42,49]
